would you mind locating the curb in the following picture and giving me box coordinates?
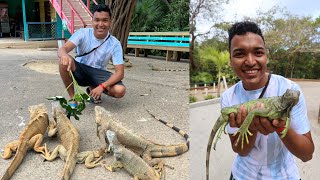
[190,98,220,109]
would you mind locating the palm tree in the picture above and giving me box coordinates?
[199,47,229,97]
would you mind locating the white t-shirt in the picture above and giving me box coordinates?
[69,28,124,70]
[222,74,310,180]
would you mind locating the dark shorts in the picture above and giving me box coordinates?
[73,60,124,87]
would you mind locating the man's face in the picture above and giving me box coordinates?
[229,32,268,90]
[92,11,111,39]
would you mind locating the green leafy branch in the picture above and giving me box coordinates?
[47,71,90,120]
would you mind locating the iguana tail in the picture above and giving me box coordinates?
[1,141,29,180]
[61,151,77,180]
[206,115,225,180]
[146,109,189,156]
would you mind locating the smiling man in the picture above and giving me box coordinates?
[58,4,125,106]
[221,21,314,180]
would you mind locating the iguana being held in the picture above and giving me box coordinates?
[205,89,300,180]
[105,130,161,180]
[95,106,189,172]
[1,104,49,180]
[41,101,80,180]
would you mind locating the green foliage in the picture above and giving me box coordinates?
[204,94,215,100]
[189,96,197,103]
[47,72,90,120]
[159,0,189,31]
[130,0,168,32]
[191,72,213,84]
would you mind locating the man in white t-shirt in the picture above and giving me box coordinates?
[223,21,314,180]
[58,4,125,105]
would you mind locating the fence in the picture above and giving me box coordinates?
[27,22,57,40]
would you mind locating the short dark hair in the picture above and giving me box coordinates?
[228,21,265,50]
[93,4,112,17]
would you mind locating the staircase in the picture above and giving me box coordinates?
[50,0,96,34]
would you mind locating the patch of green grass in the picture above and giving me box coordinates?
[189,96,197,103]
[204,94,215,100]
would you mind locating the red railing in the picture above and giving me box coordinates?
[50,0,95,34]
[82,0,98,17]
[65,0,87,33]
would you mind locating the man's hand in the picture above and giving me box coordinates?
[59,55,73,71]
[89,86,105,100]
[229,103,286,135]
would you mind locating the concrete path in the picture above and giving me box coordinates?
[190,81,320,180]
[0,49,189,180]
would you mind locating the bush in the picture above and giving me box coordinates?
[189,96,197,103]
[204,94,215,100]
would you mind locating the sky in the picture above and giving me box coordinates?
[196,0,320,34]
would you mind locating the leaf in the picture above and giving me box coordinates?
[81,93,90,101]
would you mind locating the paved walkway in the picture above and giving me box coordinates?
[190,81,320,180]
[0,48,189,180]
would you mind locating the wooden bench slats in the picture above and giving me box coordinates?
[128,36,189,41]
[126,31,190,61]
[127,41,189,47]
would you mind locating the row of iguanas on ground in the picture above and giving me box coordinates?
[1,102,189,180]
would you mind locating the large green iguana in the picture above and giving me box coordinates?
[1,104,49,180]
[95,106,189,173]
[41,101,80,180]
[206,89,300,180]
[105,130,161,180]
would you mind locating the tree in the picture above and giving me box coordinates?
[105,0,137,53]
[189,0,229,70]
[252,6,320,78]
[199,47,229,97]
[130,0,168,32]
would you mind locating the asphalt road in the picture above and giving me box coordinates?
[0,49,190,180]
[190,81,320,180]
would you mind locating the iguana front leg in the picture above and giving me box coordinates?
[27,134,47,155]
[105,160,124,171]
[233,108,272,149]
[42,144,67,161]
[48,119,58,137]
[1,140,20,159]
[142,152,167,177]
[76,150,105,168]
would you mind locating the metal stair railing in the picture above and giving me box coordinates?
[50,0,96,34]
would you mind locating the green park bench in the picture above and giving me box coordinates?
[127,32,190,61]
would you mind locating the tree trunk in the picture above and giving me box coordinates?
[217,71,221,98]
[105,0,136,53]
[190,30,196,70]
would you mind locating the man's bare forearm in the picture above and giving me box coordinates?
[279,130,314,162]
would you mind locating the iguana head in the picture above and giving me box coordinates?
[280,89,300,110]
[28,103,48,120]
[95,106,112,125]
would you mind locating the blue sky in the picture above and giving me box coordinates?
[197,0,320,34]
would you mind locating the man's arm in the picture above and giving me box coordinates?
[279,130,314,162]
[89,64,124,99]
[102,64,124,89]
[58,41,76,71]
